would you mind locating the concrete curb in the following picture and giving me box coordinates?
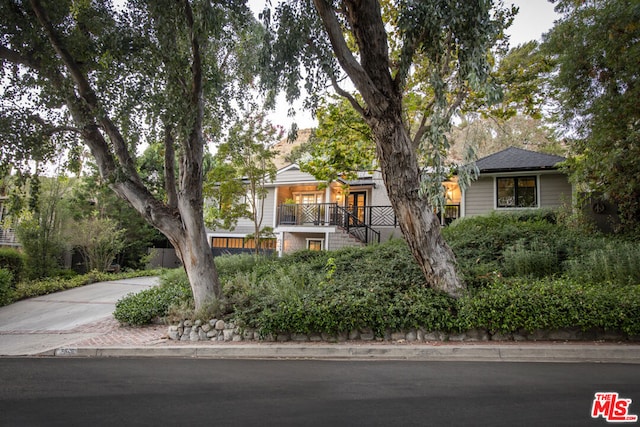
[45,344,640,363]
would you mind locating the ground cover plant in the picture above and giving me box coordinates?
[114,210,640,338]
[0,268,163,307]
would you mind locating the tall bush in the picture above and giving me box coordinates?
[68,217,126,272]
[0,248,25,284]
[564,241,640,286]
[0,268,14,306]
[502,239,560,278]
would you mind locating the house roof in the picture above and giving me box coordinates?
[475,147,566,173]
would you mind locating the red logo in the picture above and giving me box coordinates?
[592,392,638,423]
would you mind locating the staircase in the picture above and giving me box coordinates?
[334,206,380,245]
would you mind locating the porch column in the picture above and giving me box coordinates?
[460,186,466,218]
[325,186,331,224]
[276,231,284,257]
[272,186,279,227]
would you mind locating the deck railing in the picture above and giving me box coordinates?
[277,204,398,228]
[276,202,460,244]
[0,228,19,247]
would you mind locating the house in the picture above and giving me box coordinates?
[462,147,572,216]
[208,164,402,256]
[207,146,571,255]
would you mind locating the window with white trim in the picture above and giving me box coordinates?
[496,176,537,208]
[306,239,324,251]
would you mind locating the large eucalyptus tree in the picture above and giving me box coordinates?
[262,0,513,297]
[0,0,258,310]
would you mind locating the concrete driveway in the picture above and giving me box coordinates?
[0,276,159,356]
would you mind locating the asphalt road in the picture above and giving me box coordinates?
[1,359,638,426]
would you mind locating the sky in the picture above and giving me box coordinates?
[246,0,561,130]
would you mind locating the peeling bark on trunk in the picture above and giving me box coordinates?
[370,115,463,297]
[24,0,223,311]
[313,0,465,298]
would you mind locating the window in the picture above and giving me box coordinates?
[307,239,324,251]
[294,192,323,204]
[211,237,276,250]
[497,176,537,208]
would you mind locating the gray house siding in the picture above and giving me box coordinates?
[369,172,392,206]
[463,172,573,218]
[539,174,572,208]
[463,176,494,217]
[276,167,317,184]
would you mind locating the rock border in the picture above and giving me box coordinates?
[168,320,639,343]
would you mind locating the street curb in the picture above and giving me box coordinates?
[46,344,640,363]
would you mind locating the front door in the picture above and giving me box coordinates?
[347,192,366,225]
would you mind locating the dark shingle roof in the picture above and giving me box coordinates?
[475,147,566,173]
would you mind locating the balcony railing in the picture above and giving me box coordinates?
[277,204,398,228]
[277,203,338,226]
[276,202,460,245]
[276,203,385,245]
[0,228,19,247]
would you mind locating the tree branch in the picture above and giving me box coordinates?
[179,0,204,203]
[329,73,366,118]
[412,112,429,150]
[0,45,38,68]
[164,125,178,210]
[29,0,141,187]
[312,0,388,114]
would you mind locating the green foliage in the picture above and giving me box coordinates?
[0,268,14,306]
[114,278,192,326]
[203,159,248,231]
[0,248,25,284]
[65,166,164,270]
[111,211,640,337]
[1,0,262,311]
[443,210,560,286]
[459,279,640,335]
[502,239,562,279]
[225,240,455,337]
[544,0,640,233]
[206,108,281,253]
[293,96,376,184]
[564,240,640,286]
[67,216,126,272]
[477,41,555,120]
[214,254,264,278]
[9,269,161,303]
[10,176,70,279]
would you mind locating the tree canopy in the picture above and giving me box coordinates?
[0,0,261,310]
[544,0,640,233]
[259,0,515,297]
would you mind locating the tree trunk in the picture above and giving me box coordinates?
[312,0,465,298]
[171,221,221,311]
[370,114,464,298]
[10,0,224,312]
[109,179,222,311]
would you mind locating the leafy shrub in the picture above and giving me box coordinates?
[458,279,640,335]
[0,268,14,306]
[444,211,560,287]
[502,239,561,278]
[0,248,25,284]
[228,240,455,337]
[11,269,162,301]
[107,212,640,337]
[214,254,264,278]
[114,276,192,325]
[564,240,640,286]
